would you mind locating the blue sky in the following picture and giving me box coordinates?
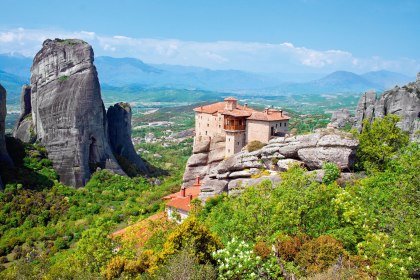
[1,0,419,75]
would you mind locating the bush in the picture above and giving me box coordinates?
[247,140,265,152]
[322,162,340,185]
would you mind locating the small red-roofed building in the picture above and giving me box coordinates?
[164,176,201,222]
[193,97,290,156]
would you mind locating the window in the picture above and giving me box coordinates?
[285,123,287,127]
[276,123,278,128]
[207,123,209,127]
[219,125,221,128]
[237,141,240,145]
[205,131,207,135]
[228,149,230,153]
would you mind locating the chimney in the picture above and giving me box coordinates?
[280,110,283,117]
[244,103,248,108]
[181,187,186,197]
[189,194,193,201]
[193,176,201,187]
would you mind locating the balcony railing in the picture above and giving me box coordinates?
[224,124,246,131]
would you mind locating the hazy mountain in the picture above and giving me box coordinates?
[0,53,416,102]
[361,70,412,89]
[0,70,29,103]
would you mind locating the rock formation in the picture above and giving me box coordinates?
[328,108,354,129]
[183,129,358,200]
[29,39,125,187]
[0,84,13,167]
[107,102,148,173]
[13,85,36,143]
[355,74,420,140]
[182,134,226,187]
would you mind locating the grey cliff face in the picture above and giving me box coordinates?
[354,91,376,131]
[328,108,354,129]
[107,102,148,173]
[13,85,36,143]
[0,84,13,167]
[355,74,420,140]
[30,39,125,187]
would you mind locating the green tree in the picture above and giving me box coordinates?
[357,115,409,172]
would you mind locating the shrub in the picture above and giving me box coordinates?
[247,140,265,152]
[322,162,340,185]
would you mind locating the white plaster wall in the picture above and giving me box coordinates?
[226,131,246,156]
[195,112,224,139]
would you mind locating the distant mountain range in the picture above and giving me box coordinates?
[0,53,415,104]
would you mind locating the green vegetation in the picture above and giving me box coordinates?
[247,140,266,152]
[58,75,69,82]
[1,111,418,279]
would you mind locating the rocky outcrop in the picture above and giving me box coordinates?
[107,102,148,173]
[0,84,13,167]
[355,74,420,140]
[189,129,358,200]
[328,108,354,129]
[182,134,226,187]
[13,85,36,143]
[30,39,125,187]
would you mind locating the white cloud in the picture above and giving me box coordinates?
[0,27,419,75]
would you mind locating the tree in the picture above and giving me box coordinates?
[357,115,409,172]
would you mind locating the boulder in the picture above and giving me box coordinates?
[328,108,353,128]
[277,158,304,171]
[193,138,210,154]
[0,84,13,166]
[228,175,281,195]
[317,134,358,148]
[199,179,228,201]
[30,39,124,187]
[298,147,355,170]
[13,117,36,143]
[107,102,148,174]
[186,153,208,167]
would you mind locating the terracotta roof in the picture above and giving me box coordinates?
[193,102,226,114]
[224,97,238,101]
[193,102,257,115]
[221,109,252,117]
[247,109,290,121]
[165,186,200,212]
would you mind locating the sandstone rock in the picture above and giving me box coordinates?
[13,117,36,143]
[0,84,12,166]
[30,39,124,187]
[228,169,257,179]
[182,165,209,186]
[208,142,225,163]
[277,158,304,171]
[107,102,148,174]
[317,134,358,148]
[328,108,353,128]
[199,179,228,201]
[13,85,33,142]
[355,79,420,140]
[193,138,210,153]
[355,91,377,132]
[187,153,208,167]
[298,147,355,170]
[228,175,281,195]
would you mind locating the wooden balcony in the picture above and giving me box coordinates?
[224,124,246,131]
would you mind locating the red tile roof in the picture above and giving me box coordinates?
[248,109,290,121]
[193,100,290,121]
[164,186,200,212]
[224,97,237,101]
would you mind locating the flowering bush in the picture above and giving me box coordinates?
[212,238,278,279]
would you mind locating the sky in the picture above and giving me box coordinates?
[0,0,419,75]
